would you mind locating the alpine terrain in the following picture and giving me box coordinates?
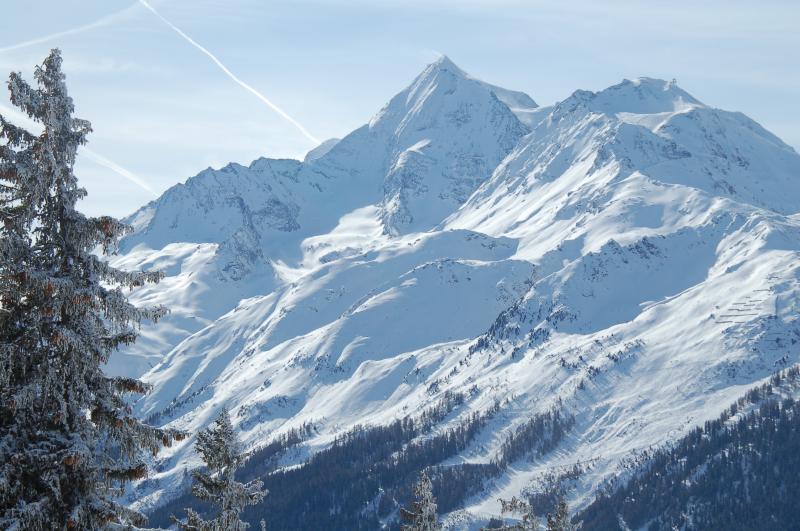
[111,57,800,529]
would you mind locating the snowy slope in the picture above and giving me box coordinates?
[110,56,531,376]
[111,59,800,528]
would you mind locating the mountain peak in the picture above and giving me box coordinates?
[361,55,531,234]
[370,55,536,130]
[406,55,471,99]
[427,54,464,74]
[591,76,704,114]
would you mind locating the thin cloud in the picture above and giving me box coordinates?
[0,3,139,54]
[80,148,159,197]
[137,0,320,145]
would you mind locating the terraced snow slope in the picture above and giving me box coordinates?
[112,58,800,528]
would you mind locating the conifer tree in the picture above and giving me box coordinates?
[546,498,577,531]
[400,470,441,531]
[0,49,185,529]
[492,495,541,530]
[173,408,267,530]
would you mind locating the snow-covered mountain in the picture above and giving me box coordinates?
[110,56,533,377]
[112,57,800,528]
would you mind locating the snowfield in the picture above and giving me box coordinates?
[111,57,800,527]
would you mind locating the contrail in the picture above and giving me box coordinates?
[0,4,139,53]
[137,0,320,145]
[80,148,159,197]
[0,102,158,197]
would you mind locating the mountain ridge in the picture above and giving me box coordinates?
[109,58,800,529]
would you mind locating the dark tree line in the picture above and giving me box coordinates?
[494,403,573,467]
[578,366,800,531]
[150,394,574,530]
[154,392,487,529]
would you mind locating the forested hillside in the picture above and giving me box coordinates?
[579,366,800,531]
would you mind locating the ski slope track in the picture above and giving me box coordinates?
[111,57,800,527]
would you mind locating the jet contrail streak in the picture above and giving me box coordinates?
[0,4,138,53]
[80,148,159,197]
[137,0,320,145]
[0,102,158,197]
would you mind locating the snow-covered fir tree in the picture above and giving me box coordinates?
[173,408,267,530]
[400,470,441,531]
[546,499,577,531]
[0,49,185,529]
[488,495,540,530]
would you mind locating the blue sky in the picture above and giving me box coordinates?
[2,0,798,217]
